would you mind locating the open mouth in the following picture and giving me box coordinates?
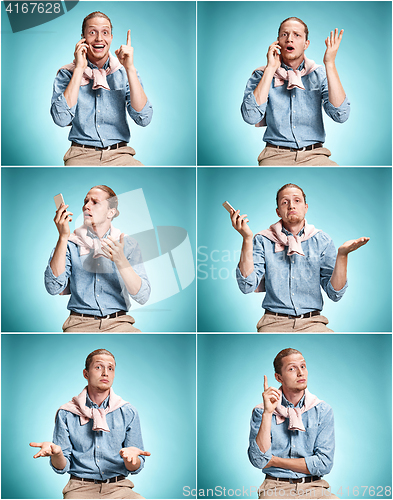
[286,46,295,52]
[92,44,106,51]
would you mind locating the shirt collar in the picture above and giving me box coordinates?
[281,391,305,408]
[281,225,305,237]
[87,56,110,71]
[281,60,305,72]
[86,226,111,239]
[86,391,110,409]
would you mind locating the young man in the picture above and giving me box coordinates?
[44,185,150,332]
[51,12,152,166]
[30,349,150,499]
[241,18,349,166]
[231,183,369,332]
[249,348,338,499]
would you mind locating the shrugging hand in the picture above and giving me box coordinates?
[337,237,370,256]
[120,447,151,465]
[30,441,62,459]
[323,28,344,66]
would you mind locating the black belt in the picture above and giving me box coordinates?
[266,474,321,484]
[70,475,126,484]
[70,310,127,320]
[72,141,127,151]
[265,310,321,320]
[266,142,323,152]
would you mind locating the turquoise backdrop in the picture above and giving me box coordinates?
[1,167,196,332]
[1,334,196,499]
[197,1,392,166]
[197,167,392,332]
[1,1,196,166]
[197,334,392,499]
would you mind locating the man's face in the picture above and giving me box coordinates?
[276,187,308,227]
[83,17,113,65]
[83,188,115,228]
[83,354,115,392]
[275,353,308,393]
[278,20,309,63]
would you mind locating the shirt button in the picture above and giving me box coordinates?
[98,110,100,113]
[98,125,100,128]
[98,94,100,97]
[97,294,99,297]
[98,279,100,282]
[292,293,294,296]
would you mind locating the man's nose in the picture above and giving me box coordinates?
[95,31,103,41]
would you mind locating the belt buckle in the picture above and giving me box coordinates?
[299,146,306,152]
[93,314,110,320]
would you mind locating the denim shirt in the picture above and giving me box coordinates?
[50,392,145,480]
[44,228,151,316]
[241,61,350,148]
[248,392,335,478]
[236,227,347,316]
[51,57,153,147]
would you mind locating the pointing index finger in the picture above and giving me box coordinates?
[127,29,131,46]
[264,375,268,391]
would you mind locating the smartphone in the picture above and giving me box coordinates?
[54,193,65,210]
[222,201,235,213]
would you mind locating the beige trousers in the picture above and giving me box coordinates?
[62,478,144,499]
[258,146,338,166]
[258,478,338,499]
[257,313,333,332]
[62,314,141,333]
[63,145,144,166]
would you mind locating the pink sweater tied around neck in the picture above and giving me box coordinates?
[56,387,128,432]
[58,52,121,91]
[254,388,322,432]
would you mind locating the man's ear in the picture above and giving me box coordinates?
[107,208,116,220]
[304,40,310,51]
[83,369,88,381]
[275,372,282,384]
[304,203,308,215]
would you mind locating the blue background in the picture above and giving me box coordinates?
[1,1,196,166]
[197,167,392,332]
[1,333,196,499]
[197,1,392,166]
[1,167,196,332]
[197,334,392,499]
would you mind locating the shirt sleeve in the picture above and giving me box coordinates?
[236,235,266,294]
[319,235,348,301]
[126,71,153,127]
[50,70,77,127]
[50,410,71,474]
[319,67,350,123]
[44,246,72,295]
[123,405,145,474]
[248,408,273,469]
[125,238,151,305]
[304,404,335,477]
[241,71,268,125]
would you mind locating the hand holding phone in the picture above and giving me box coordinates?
[223,200,253,239]
[53,193,73,238]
